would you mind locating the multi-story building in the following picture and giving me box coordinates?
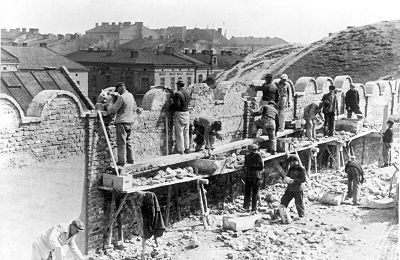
[85,22,159,50]
[1,46,89,95]
[1,49,19,71]
[66,48,209,105]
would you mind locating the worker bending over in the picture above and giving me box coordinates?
[344,156,364,205]
[192,116,222,153]
[250,101,278,155]
[303,102,324,140]
[32,219,85,260]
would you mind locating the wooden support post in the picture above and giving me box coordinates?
[197,180,208,229]
[117,196,124,242]
[307,150,312,177]
[175,186,181,221]
[106,193,128,247]
[165,185,172,226]
[361,136,366,165]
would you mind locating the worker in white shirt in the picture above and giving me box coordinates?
[31,219,85,260]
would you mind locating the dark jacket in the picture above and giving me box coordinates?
[255,83,279,104]
[345,89,360,110]
[244,151,264,179]
[142,192,165,239]
[171,89,190,112]
[382,128,393,143]
[345,161,364,183]
[252,104,278,120]
[286,165,306,191]
[321,92,339,115]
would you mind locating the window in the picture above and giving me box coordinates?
[170,78,175,88]
[178,77,182,82]
[198,74,203,83]
[187,77,191,86]
[160,78,165,86]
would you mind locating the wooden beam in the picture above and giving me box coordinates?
[165,185,172,226]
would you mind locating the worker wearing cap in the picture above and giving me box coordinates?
[275,74,290,132]
[250,101,278,154]
[303,102,324,140]
[344,155,364,205]
[171,80,191,154]
[107,82,135,166]
[243,144,264,212]
[31,219,85,260]
[280,155,306,218]
[192,116,222,153]
[382,120,394,167]
[321,85,339,136]
[251,73,279,106]
[345,84,362,119]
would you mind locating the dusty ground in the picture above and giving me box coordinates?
[91,164,399,260]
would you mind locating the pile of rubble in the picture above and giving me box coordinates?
[131,167,197,186]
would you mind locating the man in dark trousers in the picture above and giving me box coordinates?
[280,155,307,218]
[171,80,191,154]
[243,144,264,212]
[192,116,222,153]
[250,101,279,154]
[321,85,339,136]
[107,82,135,166]
[251,74,279,106]
[275,74,290,132]
[345,84,361,118]
[344,155,365,205]
[382,120,394,167]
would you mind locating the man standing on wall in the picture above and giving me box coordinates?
[171,80,191,154]
[251,73,279,106]
[303,102,324,140]
[243,144,264,212]
[275,74,290,132]
[31,219,85,260]
[345,84,361,118]
[107,82,135,166]
[321,85,339,136]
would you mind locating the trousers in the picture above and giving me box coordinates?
[251,118,276,153]
[280,190,305,218]
[116,123,134,165]
[305,118,317,139]
[382,142,392,165]
[243,177,261,211]
[347,171,360,203]
[174,111,190,153]
[323,112,335,136]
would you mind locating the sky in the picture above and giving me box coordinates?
[1,0,399,44]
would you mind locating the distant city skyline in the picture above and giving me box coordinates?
[1,0,399,44]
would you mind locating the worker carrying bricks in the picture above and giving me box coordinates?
[192,116,222,153]
[303,102,324,140]
[31,219,85,260]
[250,101,278,155]
[243,144,264,212]
[344,155,364,205]
[107,82,135,166]
[345,84,362,119]
[381,119,394,167]
[275,74,290,132]
[280,155,306,219]
[321,85,339,136]
[170,80,191,155]
[250,73,279,106]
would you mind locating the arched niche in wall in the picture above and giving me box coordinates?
[293,77,318,95]
[0,94,24,130]
[365,81,381,96]
[333,75,352,94]
[141,86,172,111]
[316,76,334,94]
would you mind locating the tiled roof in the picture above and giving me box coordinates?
[184,53,243,69]
[0,69,93,114]
[1,46,88,71]
[86,24,131,33]
[67,50,203,67]
[1,49,19,63]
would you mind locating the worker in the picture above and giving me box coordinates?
[250,73,279,106]
[381,120,394,167]
[192,116,222,153]
[243,144,264,212]
[345,84,362,118]
[344,155,365,205]
[171,80,191,154]
[321,85,339,136]
[31,219,85,260]
[275,74,290,132]
[250,101,278,155]
[280,155,306,219]
[107,82,135,166]
[303,102,324,140]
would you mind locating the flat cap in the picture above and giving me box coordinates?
[72,219,85,231]
[387,120,394,125]
[248,144,259,150]
[280,74,288,80]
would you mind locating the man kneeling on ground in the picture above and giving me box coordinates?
[192,116,222,153]
[280,155,306,219]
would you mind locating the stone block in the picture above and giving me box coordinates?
[222,214,262,231]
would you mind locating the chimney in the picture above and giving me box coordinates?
[101,22,109,26]
[210,49,214,55]
[184,48,189,54]
[165,46,173,55]
[112,22,116,25]
[12,42,18,46]
[221,50,225,55]
[29,28,39,34]
[95,23,98,27]
[123,22,131,26]
[192,49,196,54]
[22,28,26,33]
[227,50,232,56]
[22,42,28,47]
[16,28,21,32]
[39,42,47,48]
[130,50,139,58]
[217,28,222,34]
[201,50,208,55]
[57,34,64,40]
[135,22,143,39]
[88,47,94,52]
